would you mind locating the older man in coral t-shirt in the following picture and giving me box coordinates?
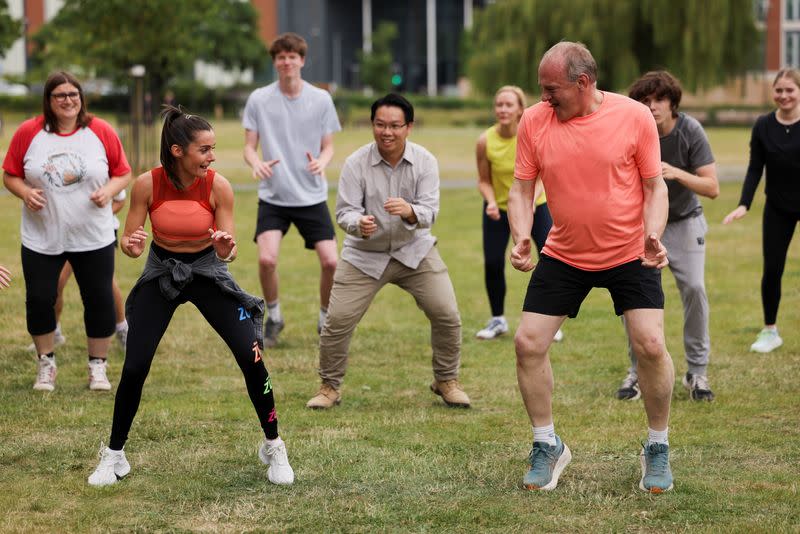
[507,42,674,494]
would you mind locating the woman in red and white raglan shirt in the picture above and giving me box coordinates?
[2,71,132,392]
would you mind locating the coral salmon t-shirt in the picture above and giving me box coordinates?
[514,92,661,271]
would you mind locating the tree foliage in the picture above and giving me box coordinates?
[31,0,266,97]
[358,21,398,93]
[466,0,760,95]
[0,0,23,57]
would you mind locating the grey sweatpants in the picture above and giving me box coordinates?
[628,214,710,376]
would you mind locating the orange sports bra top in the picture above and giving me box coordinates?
[149,166,216,242]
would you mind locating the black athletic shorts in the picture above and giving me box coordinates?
[254,200,336,249]
[523,254,664,318]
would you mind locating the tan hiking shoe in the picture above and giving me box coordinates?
[430,379,471,408]
[306,383,342,409]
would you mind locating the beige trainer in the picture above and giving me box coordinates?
[306,383,342,409]
[430,379,471,408]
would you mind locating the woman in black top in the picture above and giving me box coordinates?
[724,69,800,353]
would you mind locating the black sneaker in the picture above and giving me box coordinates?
[616,372,640,400]
[264,318,285,348]
[683,372,714,401]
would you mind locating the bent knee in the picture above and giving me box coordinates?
[632,335,667,361]
[258,254,278,271]
[321,256,338,274]
[514,329,550,360]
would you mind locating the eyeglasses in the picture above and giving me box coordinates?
[50,91,81,102]
[373,122,407,132]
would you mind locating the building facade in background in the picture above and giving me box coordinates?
[4,0,800,97]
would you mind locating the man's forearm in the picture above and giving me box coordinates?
[642,177,668,238]
[507,178,535,243]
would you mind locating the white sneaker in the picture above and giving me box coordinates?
[33,355,57,391]
[259,438,295,485]
[750,328,783,353]
[88,359,112,391]
[476,317,509,340]
[553,328,564,342]
[115,325,128,353]
[88,445,130,487]
[27,330,66,352]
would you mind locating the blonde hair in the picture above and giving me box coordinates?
[774,68,800,88]
[495,85,527,110]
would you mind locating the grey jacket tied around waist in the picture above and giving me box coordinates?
[126,245,266,349]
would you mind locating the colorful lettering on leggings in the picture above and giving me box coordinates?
[238,306,252,321]
[267,407,277,422]
[263,375,272,395]
[252,340,262,363]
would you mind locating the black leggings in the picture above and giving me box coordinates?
[21,243,116,337]
[109,252,278,449]
[761,200,799,325]
[482,203,553,317]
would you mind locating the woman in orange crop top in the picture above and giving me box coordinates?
[88,106,294,487]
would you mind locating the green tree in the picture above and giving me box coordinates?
[30,0,265,99]
[466,0,759,95]
[0,0,22,58]
[358,21,398,93]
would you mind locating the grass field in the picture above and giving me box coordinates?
[0,116,798,532]
[0,175,798,532]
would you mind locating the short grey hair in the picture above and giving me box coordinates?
[541,41,597,83]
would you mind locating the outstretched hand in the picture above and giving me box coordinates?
[723,205,747,225]
[639,233,668,269]
[0,265,11,289]
[510,238,535,272]
[209,228,236,259]
[124,226,148,258]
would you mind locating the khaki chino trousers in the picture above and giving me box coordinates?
[318,246,462,389]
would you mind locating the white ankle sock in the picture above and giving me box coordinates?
[264,436,283,447]
[116,320,128,332]
[648,427,669,445]
[54,323,62,336]
[267,301,282,322]
[533,424,557,446]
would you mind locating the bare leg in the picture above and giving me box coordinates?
[112,276,125,323]
[54,262,73,324]
[515,312,567,426]
[624,308,673,430]
[87,336,112,360]
[256,230,283,303]
[314,239,338,309]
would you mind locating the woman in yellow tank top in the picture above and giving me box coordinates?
[475,86,562,341]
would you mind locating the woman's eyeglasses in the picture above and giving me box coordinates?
[51,92,81,102]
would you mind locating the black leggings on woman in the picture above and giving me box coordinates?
[109,253,278,450]
[21,243,116,337]
[482,202,553,317]
[761,200,800,325]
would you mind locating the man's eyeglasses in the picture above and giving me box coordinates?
[373,122,407,132]
[51,92,80,102]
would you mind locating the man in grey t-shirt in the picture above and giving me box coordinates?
[620,71,719,401]
[243,32,342,347]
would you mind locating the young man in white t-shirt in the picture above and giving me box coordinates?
[243,32,342,347]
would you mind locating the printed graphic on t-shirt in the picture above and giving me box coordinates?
[42,150,87,189]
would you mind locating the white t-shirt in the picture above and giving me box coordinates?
[242,81,341,207]
[2,116,131,254]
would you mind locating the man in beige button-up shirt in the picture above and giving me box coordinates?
[306,93,471,410]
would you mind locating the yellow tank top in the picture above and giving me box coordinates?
[485,125,546,210]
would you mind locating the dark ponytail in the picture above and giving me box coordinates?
[159,105,213,190]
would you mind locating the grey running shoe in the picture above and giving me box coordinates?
[639,441,673,494]
[683,372,714,401]
[263,318,285,348]
[523,435,572,491]
[616,372,641,400]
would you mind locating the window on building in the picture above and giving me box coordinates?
[787,0,800,20]
[786,31,800,66]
